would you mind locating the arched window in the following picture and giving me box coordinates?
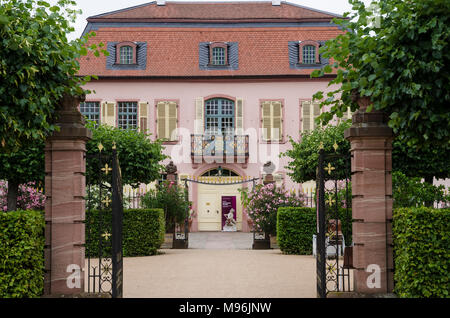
[120,45,133,64]
[209,42,228,66]
[298,40,320,64]
[205,98,235,135]
[302,45,316,64]
[201,168,238,177]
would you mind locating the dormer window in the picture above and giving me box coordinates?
[302,45,316,64]
[116,41,137,65]
[298,40,320,64]
[120,46,133,64]
[209,42,228,66]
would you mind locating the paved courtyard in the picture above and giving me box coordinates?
[121,232,317,298]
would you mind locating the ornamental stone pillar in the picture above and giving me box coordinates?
[44,93,92,296]
[344,94,394,296]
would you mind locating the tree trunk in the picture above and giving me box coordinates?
[7,180,19,212]
[424,175,434,207]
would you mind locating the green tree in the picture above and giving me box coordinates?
[140,181,191,232]
[392,139,450,184]
[0,0,106,151]
[283,121,352,183]
[85,121,167,187]
[311,0,450,153]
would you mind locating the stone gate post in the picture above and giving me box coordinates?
[44,93,92,296]
[344,95,394,296]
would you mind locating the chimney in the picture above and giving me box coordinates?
[272,0,281,5]
[156,0,166,6]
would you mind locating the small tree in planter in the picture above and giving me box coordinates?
[243,183,305,237]
[140,181,191,233]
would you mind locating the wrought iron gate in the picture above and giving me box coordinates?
[86,143,123,298]
[316,148,353,298]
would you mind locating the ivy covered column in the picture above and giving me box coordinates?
[344,95,394,295]
[44,93,92,296]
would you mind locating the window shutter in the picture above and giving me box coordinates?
[157,101,167,139]
[301,100,311,132]
[194,97,204,135]
[261,102,271,141]
[168,102,178,141]
[272,101,282,141]
[105,102,116,127]
[100,102,106,124]
[236,98,244,135]
[313,101,321,130]
[139,102,148,133]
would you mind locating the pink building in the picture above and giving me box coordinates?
[78,1,348,232]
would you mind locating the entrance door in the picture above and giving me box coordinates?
[198,192,221,231]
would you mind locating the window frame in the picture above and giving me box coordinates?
[298,40,320,65]
[116,41,137,65]
[79,101,101,126]
[204,98,235,135]
[117,101,138,130]
[209,42,229,66]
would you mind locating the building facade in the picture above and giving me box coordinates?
[78,1,348,232]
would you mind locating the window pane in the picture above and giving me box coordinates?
[212,47,225,65]
[302,45,316,64]
[120,46,133,64]
[80,102,100,125]
[118,102,137,130]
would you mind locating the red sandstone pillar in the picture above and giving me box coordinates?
[44,93,92,296]
[344,95,394,295]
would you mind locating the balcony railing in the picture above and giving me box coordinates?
[191,134,249,162]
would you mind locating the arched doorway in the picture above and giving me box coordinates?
[196,167,244,231]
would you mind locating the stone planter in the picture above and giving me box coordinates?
[161,233,173,249]
[252,232,271,250]
[270,235,279,249]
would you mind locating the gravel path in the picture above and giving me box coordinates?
[122,249,316,298]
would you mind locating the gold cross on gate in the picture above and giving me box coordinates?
[102,163,112,175]
[324,163,335,175]
[102,263,112,275]
[102,231,111,240]
[97,143,104,152]
[325,197,336,206]
[102,197,111,207]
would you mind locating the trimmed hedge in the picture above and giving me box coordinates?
[86,208,165,257]
[277,207,316,255]
[393,207,450,298]
[0,210,45,298]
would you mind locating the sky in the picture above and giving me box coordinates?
[46,0,374,41]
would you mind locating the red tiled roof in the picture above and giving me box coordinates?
[78,2,344,78]
[87,1,341,23]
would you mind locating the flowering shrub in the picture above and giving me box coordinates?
[0,181,46,212]
[243,183,305,235]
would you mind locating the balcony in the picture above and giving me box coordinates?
[191,134,249,163]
